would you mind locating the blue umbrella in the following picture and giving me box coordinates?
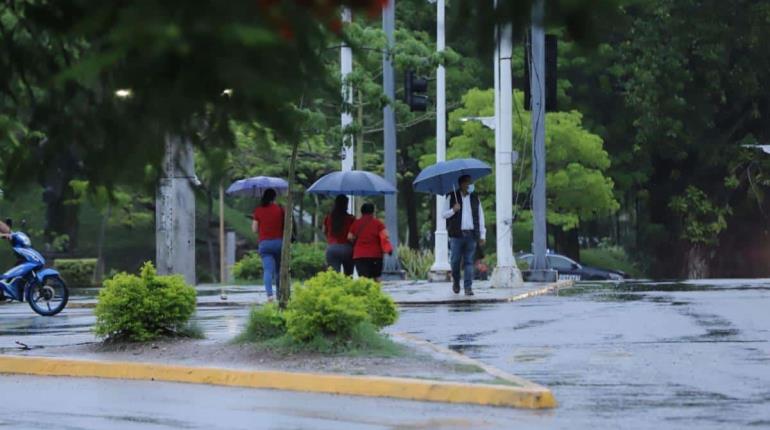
[306,170,397,196]
[413,158,492,196]
[226,176,289,198]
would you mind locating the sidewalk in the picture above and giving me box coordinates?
[66,279,573,309]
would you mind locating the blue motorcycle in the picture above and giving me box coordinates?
[0,220,69,316]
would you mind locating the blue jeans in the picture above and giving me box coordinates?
[258,239,283,297]
[450,233,477,289]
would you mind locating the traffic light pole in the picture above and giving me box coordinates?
[429,0,451,281]
[527,0,556,281]
[382,0,402,277]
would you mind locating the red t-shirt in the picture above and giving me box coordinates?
[349,215,386,259]
[324,214,355,245]
[252,204,285,241]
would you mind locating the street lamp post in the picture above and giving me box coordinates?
[491,6,523,288]
[428,0,452,281]
[340,8,355,213]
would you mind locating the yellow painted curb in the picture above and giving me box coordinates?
[0,355,556,409]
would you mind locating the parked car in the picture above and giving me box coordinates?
[517,252,627,281]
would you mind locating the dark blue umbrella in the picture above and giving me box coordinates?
[413,158,492,195]
[306,170,397,196]
[226,176,289,198]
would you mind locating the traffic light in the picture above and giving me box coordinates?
[523,34,558,112]
[404,70,428,112]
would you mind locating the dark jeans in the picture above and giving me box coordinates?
[450,232,477,289]
[354,258,383,279]
[326,244,354,276]
[258,239,282,297]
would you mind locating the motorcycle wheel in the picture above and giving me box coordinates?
[27,275,69,316]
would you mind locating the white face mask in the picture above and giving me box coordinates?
[467,184,475,194]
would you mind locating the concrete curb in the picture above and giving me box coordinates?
[392,332,551,392]
[508,279,574,302]
[0,355,555,409]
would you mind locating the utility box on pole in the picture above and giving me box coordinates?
[156,135,197,286]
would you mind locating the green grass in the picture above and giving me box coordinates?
[580,247,645,278]
[451,363,486,374]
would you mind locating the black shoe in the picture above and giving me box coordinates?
[452,281,461,294]
[464,288,474,296]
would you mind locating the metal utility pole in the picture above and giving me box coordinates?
[156,135,197,286]
[491,6,523,288]
[528,0,555,281]
[429,0,451,281]
[382,0,401,276]
[340,8,355,213]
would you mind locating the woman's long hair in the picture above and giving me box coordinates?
[261,189,277,207]
[330,195,349,235]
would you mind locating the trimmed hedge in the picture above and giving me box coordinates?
[55,258,98,287]
[240,270,399,346]
[285,270,398,342]
[233,242,326,282]
[94,262,197,342]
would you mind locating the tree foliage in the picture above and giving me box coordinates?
[427,88,618,233]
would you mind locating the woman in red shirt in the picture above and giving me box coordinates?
[252,189,284,301]
[323,195,355,276]
[347,203,390,279]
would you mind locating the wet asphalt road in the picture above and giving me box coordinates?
[1,280,769,429]
[0,375,526,430]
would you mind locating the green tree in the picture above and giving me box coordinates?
[428,88,618,259]
[621,0,770,277]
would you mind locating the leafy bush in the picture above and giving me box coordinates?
[342,275,398,328]
[233,242,327,282]
[239,303,287,342]
[55,258,97,287]
[290,243,327,280]
[94,262,197,342]
[581,247,644,278]
[233,252,263,281]
[397,245,434,280]
[284,270,398,342]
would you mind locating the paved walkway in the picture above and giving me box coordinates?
[65,279,572,309]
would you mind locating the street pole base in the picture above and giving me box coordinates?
[428,269,452,282]
[491,265,523,288]
[522,269,558,283]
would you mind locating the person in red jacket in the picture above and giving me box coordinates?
[252,189,284,302]
[348,203,390,279]
[323,195,355,276]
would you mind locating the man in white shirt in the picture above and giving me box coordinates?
[442,175,485,295]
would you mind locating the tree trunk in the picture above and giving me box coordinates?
[297,194,305,242]
[43,184,80,252]
[278,139,300,308]
[313,194,320,244]
[684,243,709,279]
[402,181,419,249]
[94,203,110,284]
[206,191,217,282]
[553,225,580,261]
